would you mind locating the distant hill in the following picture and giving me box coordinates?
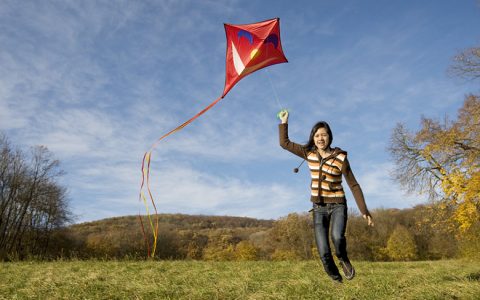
[29,207,467,261]
[58,213,275,260]
[69,213,274,233]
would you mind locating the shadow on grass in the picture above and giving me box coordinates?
[466,272,480,281]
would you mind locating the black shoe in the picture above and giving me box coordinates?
[330,274,343,283]
[339,259,355,280]
[320,254,344,283]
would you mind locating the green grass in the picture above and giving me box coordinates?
[1,260,479,299]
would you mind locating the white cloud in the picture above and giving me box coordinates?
[146,163,300,218]
[354,162,427,211]
[68,160,301,222]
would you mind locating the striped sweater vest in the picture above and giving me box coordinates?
[307,151,347,203]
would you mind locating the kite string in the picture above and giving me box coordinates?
[266,69,283,110]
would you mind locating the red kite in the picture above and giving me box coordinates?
[222,18,288,97]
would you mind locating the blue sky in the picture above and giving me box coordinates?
[1,1,479,223]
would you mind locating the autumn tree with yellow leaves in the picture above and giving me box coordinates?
[389,95,479,231]
[389,46,480,258]
[385,225,418,261]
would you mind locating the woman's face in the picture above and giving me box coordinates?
[314,127,330,150]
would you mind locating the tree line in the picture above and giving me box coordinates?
[0,135,71,260]
[8,207,465,261]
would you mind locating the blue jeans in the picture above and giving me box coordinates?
[313,203,348,277]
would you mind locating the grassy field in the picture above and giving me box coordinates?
[1,259,479,299]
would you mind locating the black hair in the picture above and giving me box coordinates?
[305,121,333,151]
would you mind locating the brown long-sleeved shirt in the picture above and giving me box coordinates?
[279,123,370,216]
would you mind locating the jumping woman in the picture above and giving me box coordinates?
[278,110,374,283]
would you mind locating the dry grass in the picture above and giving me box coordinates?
[1,259,479,299]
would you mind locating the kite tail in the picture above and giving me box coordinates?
[139,152,153,258]
[139,95,224,258]
[137,213,150,258]
[145,152,159,257]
